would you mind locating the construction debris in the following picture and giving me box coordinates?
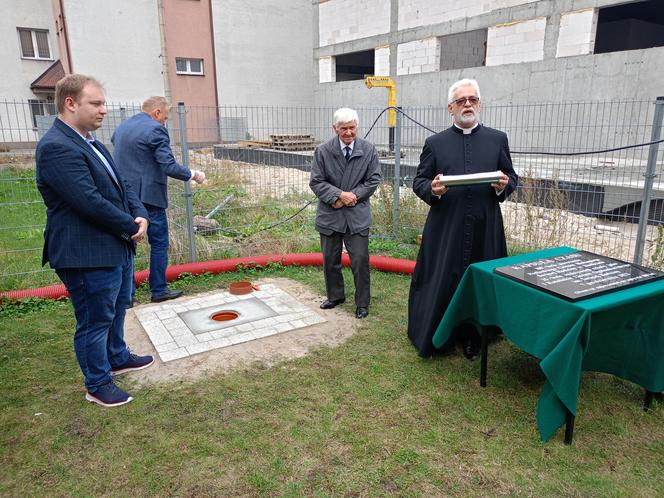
[270,134,317,151]
[235,134,317,151]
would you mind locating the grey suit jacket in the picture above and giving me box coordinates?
[309,136,382,235]
[111,112,191,209]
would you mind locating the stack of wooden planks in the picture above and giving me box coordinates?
[269,134,316,151]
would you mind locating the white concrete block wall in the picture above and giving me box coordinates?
[556,9,598,58]
[319,56,336,83]
[396,37,439,75]
[486,17,546,66]
[398,0,538,31]
[374,46,390,76]
[319,0,390,47]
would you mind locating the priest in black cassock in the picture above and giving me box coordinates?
[407,78,518,359]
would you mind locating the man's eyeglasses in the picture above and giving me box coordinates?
[452,96,480,106]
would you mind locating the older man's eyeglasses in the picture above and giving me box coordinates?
[452,96,480,106]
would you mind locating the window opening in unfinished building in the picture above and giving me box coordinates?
[594,0,664,54]
[335,50,374,82]
[439,29,487,71]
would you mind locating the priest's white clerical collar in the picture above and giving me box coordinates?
[454,122,479,134]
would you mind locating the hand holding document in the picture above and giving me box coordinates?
[437,171,503,187]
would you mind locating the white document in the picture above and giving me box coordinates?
[437,171,503,187]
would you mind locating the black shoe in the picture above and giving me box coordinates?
[85,382,133,407]
[111,352,155,376]
[355,307,368,319]
[320,298,345,309]
[462,337,480,362]
[151,289,184,303]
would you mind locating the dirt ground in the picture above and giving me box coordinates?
[122,277,358,385]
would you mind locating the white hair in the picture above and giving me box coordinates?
[333,107,359,127]
[448,78,481,103]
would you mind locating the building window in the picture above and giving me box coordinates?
[439,29,487,70]
[18,28,52,60]
[594,0,664,54]
[28,99,56,129]
[175,58,204,75]
[335,50,374,82]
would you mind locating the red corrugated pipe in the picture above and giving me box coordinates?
[0,253,416,301]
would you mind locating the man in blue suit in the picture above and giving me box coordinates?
[36,74,154,407]
[112,96,205,303]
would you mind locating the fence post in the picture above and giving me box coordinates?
[392,107,402,239]
[177,102,197,263]
[633,96,664,266]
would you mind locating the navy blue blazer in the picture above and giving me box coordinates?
[111,112,191,209]
[36,118,148,269]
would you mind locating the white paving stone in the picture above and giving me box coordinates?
[210,337,232,349]
[155,309,177,319]
[169,326,191,338]
[175,334,198,348]
[146,328,173,346]
[196,332,213,342]
[136,286,328,359]
[159,347,189,362]
[155,342,180,353]
[186,342,214,355]
[274,322,293,333]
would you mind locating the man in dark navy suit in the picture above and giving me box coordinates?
[112,96,205,303]
[36,74,154,407]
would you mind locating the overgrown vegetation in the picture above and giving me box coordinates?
[2,152,663,293]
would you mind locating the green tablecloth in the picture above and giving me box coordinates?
[432,246,664,442]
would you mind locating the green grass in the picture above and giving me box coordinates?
[1,266,662,496]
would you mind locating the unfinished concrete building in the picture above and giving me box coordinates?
[313,0,664,107]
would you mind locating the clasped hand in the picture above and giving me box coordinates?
[131,217,149,242]
[333,191,357,208]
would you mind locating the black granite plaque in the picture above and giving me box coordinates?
[494,250,664,301]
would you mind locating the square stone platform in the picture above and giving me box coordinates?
[133,283,326,362]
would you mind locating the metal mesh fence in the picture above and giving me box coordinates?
[0,98,662,292]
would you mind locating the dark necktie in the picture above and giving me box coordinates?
[344,146,351,161]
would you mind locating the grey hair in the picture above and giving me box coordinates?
[448,78,481,103]
[333,107,359,127]
[142,96,169,113]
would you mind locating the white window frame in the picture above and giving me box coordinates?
[28,99,56,129]
[17,28,52,60]
[175,58,204,75]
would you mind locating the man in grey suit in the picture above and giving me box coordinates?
[112,97,205,303]
[309,108,382,319]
